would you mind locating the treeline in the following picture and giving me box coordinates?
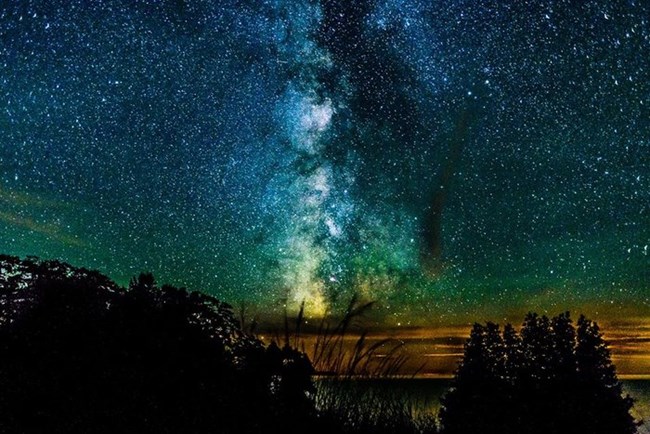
[439,313,639,434]
[0,255,313,434]
[0,255,640,434]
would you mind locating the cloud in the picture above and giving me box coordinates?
[0,211,85,248]
[0,187,85,248]
[0,186,67,209]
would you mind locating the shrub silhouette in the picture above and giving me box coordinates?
[0,255,314,434]
[439,312,640,434]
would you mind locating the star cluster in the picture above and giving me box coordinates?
[1,0,648,324]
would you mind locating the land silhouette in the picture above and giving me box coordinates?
[439,313,640,434]
[0,255,641,433]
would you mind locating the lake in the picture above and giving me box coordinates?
[316,379,650,433]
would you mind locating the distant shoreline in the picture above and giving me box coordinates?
[315,374,650,381]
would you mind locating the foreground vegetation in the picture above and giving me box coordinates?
[0,255,315,433]
[0,255,640,433]
[439,313,640,434]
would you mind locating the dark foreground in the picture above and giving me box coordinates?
[0,255,642,434]
[316,378,650,434]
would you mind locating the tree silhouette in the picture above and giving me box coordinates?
[439,312,640,434]
[0,255,316,434]
[574,315,638,434]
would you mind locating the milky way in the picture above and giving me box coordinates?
[1,0,648,323]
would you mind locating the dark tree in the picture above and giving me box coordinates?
[438,322,515,434]
[502,323,523,383]
[574,315,638,434]
[439,312,640,434]
[0,255,316,434]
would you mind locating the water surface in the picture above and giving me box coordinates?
[317,379,650,432]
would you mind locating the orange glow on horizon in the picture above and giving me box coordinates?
[289,316,650,378]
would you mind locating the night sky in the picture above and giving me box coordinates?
[1,0,648,326]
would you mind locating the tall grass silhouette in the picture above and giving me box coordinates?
[275,295,437,434]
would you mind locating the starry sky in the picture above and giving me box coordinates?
[1,0,648,326]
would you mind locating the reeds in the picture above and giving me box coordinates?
[315,378,437,434]
[306,295,409,379]
[279,294,437,434]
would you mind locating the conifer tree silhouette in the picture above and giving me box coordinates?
[439,312,639,434]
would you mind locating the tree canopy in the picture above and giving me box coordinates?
[0,255,314,434]
[439,312,640,434]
